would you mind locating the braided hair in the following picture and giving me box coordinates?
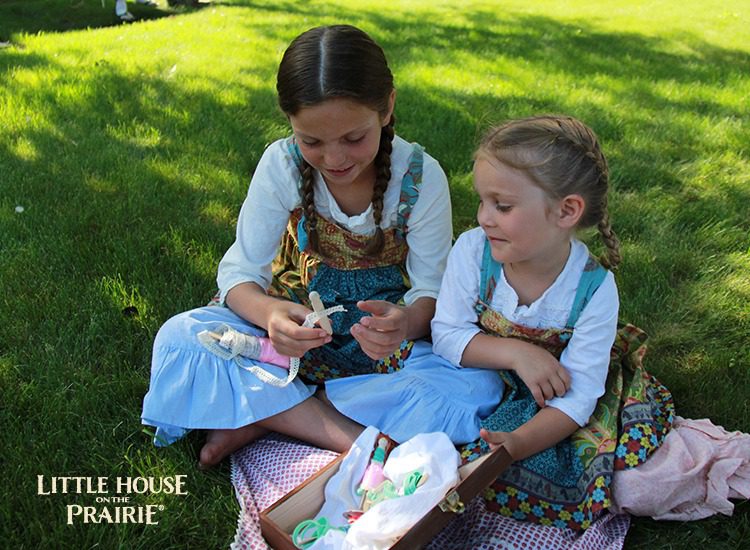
[276,25,395,256]
[479,115,621,269]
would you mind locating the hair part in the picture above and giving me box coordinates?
[479,115,621,268]
[277,25,395,256]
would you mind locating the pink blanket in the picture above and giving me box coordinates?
[230,435,629,549]
[611,416,750,520]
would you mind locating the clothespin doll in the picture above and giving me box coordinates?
[198,291,342,387]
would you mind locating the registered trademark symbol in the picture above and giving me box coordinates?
[158,505,165,511]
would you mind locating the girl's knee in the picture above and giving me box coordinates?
[154,309,203,347]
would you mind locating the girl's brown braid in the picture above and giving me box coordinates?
[299,159,320,253]
[364,115,395,255]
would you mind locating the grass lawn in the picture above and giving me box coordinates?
[1,0,748,547]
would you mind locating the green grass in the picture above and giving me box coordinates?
[1,0,748,548]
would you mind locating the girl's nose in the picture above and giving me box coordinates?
[476,202,494,227]
[323,145,346,168]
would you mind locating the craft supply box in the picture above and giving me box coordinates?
[260,442,512,549]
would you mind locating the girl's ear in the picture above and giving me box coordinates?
[557,194,585,228]
[382,89,396,125]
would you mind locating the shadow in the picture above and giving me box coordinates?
[0,47,51,74]
[0,0,177,40]
[1,0,747,404]
[1,50,284,362]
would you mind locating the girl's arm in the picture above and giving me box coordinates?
[218,142,331,357]
[217,141,298,304]
[400,154,454,307]
[480,407,579,461]
[461,334,570,407]
[430,229,485,363]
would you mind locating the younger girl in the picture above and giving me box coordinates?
[141,25,502,468]
[327,115,674,531]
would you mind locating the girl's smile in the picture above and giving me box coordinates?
[324,165,355,178]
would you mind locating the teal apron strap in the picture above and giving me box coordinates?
[396,143,424,235]
[286,136,304,171]
[475,238,503,315]
[564,255,608,330]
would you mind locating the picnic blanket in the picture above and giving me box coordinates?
[230,435,630,550]
[230,414,750,548]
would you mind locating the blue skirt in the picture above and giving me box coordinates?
[325,341,505,444]
[141,306,315,446]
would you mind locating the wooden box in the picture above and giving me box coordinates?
[259,440,512,549]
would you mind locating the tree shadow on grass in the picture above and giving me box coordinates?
[2,0,747,397]
[0,0,178,40]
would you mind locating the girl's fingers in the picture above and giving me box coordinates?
[530,385,546,408]
[271,327,331,356]
[358,316,393,331]
[351,323,397,346]
[358,313,401,332]
[541,381,556,403]
[551,373,568,397]
[357,301,407,333]
[288,325,330,341]
[351,326,399,360]
[356,300,394,316]
[479,428,506,449]
[280,337,331,357]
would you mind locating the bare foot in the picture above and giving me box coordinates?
[259,396,363,453]
[199,424,268,468]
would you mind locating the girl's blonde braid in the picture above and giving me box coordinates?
[597,207,621,269]
[556,117,621,269]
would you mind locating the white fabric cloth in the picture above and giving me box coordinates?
[308,427,461,550]
[217,136,453,305]
[431,227,619,426]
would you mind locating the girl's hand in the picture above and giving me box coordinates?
[266,300,331,357]
[350,300,408,360]
[507,340,571,408]
[480,428,522,460]
[481,408,578,462]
